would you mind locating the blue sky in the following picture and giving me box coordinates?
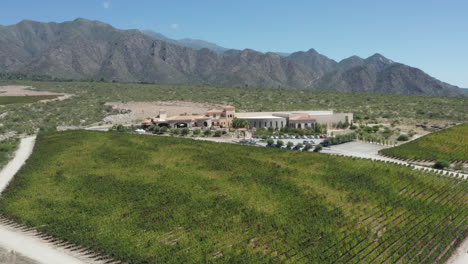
[2,0,468,87]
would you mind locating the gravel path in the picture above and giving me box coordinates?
[446,236,468,264]
[0,136,93,264]
[0,136,36,192]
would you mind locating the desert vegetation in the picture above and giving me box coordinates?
[0,130,466,263]
[0,80,466,135]
[379,124,468,161]
[0,137,19,168]
[0,95,59,105]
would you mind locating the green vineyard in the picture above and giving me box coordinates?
[379,124,468,161]
[0,95,58,105]
[0,130,466,263]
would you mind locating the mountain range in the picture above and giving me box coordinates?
[0,18,466,97]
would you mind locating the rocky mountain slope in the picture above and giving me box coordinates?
[0,18,466,97]
[141,30,229,53]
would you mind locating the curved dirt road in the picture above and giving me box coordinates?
[0,136,36,192]
[0,136,93,264]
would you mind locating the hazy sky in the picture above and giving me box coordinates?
[2,0,467,87]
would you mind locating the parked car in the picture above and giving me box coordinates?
[239,138,257,145]
[135,129,146,134]
[303,140,309,144]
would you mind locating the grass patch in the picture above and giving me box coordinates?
[0,95,58,105]
[0,130,466,263]
[380,124,468,161]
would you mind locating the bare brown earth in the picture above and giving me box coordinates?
[104,101,222,125]
[0,86,72,102]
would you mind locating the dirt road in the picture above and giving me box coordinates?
[0,136,36,192]
[446,236,468,264]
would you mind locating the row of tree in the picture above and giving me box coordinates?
[322,133,356,146]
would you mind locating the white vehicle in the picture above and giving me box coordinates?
[135,129,146,134]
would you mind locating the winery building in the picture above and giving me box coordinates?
[142,106,352,129]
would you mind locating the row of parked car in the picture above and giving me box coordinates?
[238,138,258,145]
[266,144,315,152]
[257,134,327,140]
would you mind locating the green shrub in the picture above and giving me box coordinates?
[170,128,180,135]
[276,140,284,148]
[192,129,201,135]
[213,130,222,137]
[159,126,168,134]
[433,160,450,169]
[314,144,323,152]
[180,128,190,136]
[397,134,409,141]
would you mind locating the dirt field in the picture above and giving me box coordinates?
[104,101,222,125]
[0,86,71,102]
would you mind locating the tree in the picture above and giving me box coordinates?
[181,128,190,136]
[276,140,284,148]
[343,118,350,128]
[314,144,323,152]
[204,129,211,136]
[170,128,179,135]
[397,134,409,141]
[314,123,322,133]
[267,139,274,146]
[214,130,222,137]
[303,143,312,151]
[364,126,373,133]
[193,129,201,135]
[111,124,127,132]
[287,141,294,149]
[159,126,168,134]
[296,143,303,149]
[232,118,249,129]
[434,160,450,169]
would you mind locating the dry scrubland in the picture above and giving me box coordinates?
[380,124,468,161]
[105,101,221,124]
[0,95,59,105]
[0,130,466,263]
[0,80,467,134]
